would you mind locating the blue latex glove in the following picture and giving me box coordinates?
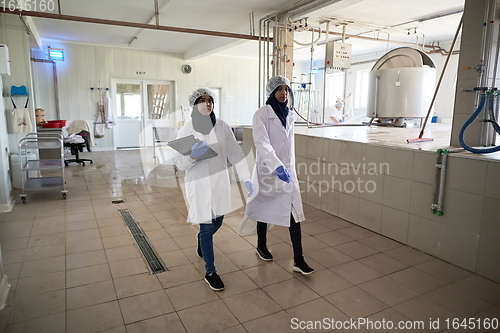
[190,141,209,158]
[274,166,291,183]
[244,181,254,197]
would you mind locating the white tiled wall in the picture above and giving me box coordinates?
[293,133,500,283]
[243,127,500,283]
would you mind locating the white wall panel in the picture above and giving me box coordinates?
[28,43,260,149]
[1,15,37,153]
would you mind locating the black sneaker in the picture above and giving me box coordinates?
[204,272,224,291]
[196,232,203,258]
[293,259,314,275]
[256,245,273,261]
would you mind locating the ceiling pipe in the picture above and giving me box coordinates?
[260,0,316,22]
[309,27,437,49]
[154,0,160,28]
[129,0,171,47]
[0,7,269,42]
[418,10,463,24]
[286,0,340,20]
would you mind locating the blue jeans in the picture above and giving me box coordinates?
[199,215,224,274]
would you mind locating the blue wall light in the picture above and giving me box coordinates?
[48,47,64,61]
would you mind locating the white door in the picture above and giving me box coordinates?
[113,80,174,149]
[114,80,143,148]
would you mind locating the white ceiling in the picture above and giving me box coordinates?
[18,0,465,61]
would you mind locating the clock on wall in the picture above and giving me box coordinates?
[181,64,192,74]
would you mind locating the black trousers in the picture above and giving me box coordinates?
[257,214,303,261]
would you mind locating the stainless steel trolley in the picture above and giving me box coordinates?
[18,133,67,203]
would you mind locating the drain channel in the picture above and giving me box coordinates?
[118,209,167,274]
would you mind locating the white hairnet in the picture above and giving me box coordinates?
[266,75,290,97]
[189,87,217,106]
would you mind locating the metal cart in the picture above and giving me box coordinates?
[18,133,67,203]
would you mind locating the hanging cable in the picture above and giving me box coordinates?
[459,89,500,154]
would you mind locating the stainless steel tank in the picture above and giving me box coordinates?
[367,47,436,120]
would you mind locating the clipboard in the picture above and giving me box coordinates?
[168,135,218,161]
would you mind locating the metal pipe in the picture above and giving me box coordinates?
[274,20,280,77]
[258,18,263,106]
[308,27,437,49]
[436,152,448,215]
[419,16,463,139]
[267,18,271,77]
[491,22,500,84]
[431,152,443,213]
[479,0,495,146]
[417,10,464,23]
[53,61,60,120]
[321,21,329,125]
[372,73,379,120]
[307,30,314,128]
[478,1,493,88]
[287,0,339,20]
[260,0,315,22]
[154,0,159,27]
[1,8,267,41]
[432,148,465,216]
[284,19,291,79]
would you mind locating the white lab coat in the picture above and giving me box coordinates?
[103,91,116,129]
[174,118,251,224]
[245,105,305,227]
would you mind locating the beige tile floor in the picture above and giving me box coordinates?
[0,149,499,333]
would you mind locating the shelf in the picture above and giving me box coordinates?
[18,134,67,202]
[23,177,64,191]
[22,159,63,171]
[21,140,61,149]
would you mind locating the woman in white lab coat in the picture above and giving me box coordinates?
[245,76,314,275]
[175,88,253,291]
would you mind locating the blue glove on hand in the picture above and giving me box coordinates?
[244,181,254,197]
[274,166,291,183]
[190,141,209,159]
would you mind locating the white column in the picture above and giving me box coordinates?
[451,0,500,147]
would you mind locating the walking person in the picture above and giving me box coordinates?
[244,76,314,275]
[174,88,253,291]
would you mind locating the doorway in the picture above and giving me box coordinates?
[112,79,174,149]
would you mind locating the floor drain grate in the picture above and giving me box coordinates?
[118,209,167,274]
[112,199,124,204]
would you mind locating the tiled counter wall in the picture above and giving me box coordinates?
[293,134,500,283]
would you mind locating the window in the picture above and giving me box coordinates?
[116,84,141,120]
[147,84,170,119]
[355,70,370,109]
[326,72,345,107]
